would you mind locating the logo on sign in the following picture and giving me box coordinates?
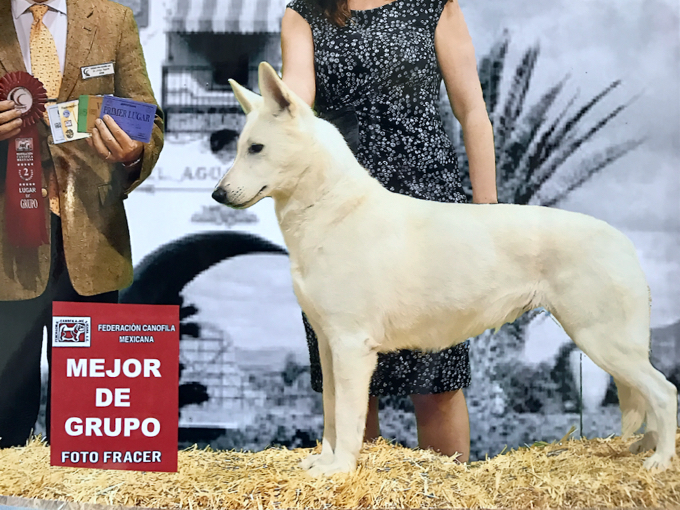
[53,317,92,347]
[15,138,33,152]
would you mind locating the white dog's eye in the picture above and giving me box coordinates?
[248,143,264,154]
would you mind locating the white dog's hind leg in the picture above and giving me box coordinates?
[617,378,659,454]
[301,327,336,470]
[616,379,646,439]
[567,326,677,470]
[630,415,659,454]
[307,335,377,477]
[636,371,677,470]
[548,268,677,470]
[614,379,659,454]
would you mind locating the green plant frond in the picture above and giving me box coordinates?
[519,77,568,133]
[526,101,633,203]
[549,80,622,151]
[516,92,634,204]
[496,78,568,189]
[531,81,622,179]
[515,78,568,155]
[540,138,645,207]
[508,93,581,203]
[523,90,580,182]
[494,45,540,159]
[478,30,510,118]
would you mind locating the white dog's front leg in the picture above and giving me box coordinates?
[307,337,376,477]
[301,326,336,470]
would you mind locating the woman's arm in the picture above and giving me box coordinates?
[435,0,497,204]
[281,8,316,107]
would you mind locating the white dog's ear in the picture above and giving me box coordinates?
[229,79,262,114]
[258,61,297,117]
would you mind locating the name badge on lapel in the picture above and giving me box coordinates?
[81,62,115,80]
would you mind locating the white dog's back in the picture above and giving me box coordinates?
[293,175,648,352]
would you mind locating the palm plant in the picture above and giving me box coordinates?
[447,30,643,207]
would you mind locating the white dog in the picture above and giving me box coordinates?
[213,62,678,476]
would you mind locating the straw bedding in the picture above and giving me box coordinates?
[0,429,678,509]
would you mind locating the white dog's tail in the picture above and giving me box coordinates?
[616,378,647,438]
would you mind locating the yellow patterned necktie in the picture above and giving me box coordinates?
[29,4,62,215]
[29,4,62,99]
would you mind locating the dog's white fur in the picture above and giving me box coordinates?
[215,62,678,476]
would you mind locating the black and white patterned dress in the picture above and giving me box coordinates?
[288,0,471,396]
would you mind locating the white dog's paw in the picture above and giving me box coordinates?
[300,453,321,469]
[300,453,320,470]
[642,452,673,471]
[300,452,332,470]
[629,431,658,454]
[306,457,356,477]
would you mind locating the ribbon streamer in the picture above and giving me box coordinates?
[0,72,49,247]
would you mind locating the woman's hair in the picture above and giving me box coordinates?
[308,0,451,26]
[309,0,351,27]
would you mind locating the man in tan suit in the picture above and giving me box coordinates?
[0,0,164,446]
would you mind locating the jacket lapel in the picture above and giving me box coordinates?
[0,2,28,75]
[58,0,97,102]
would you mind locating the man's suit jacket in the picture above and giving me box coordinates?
[0,0,164,300]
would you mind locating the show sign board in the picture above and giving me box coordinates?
[50,302,179,472]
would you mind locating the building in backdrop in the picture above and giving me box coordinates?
[162,0,285,143]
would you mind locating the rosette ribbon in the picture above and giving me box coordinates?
[0,72,49,247]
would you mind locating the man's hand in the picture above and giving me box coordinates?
[86,115,143,165]
[0,101,24,142]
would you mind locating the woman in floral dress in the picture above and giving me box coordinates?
[280,0,497,462]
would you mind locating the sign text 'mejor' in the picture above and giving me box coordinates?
[67,358,162,378]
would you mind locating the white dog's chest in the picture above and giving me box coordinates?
[289,262,317,319]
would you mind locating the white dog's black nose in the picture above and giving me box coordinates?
[212,187,228,204]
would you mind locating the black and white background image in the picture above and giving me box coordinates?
[30,0,679,462]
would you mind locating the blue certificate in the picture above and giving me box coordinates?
[99,96,156,144]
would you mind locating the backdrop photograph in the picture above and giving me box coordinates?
[26,0,680,462]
